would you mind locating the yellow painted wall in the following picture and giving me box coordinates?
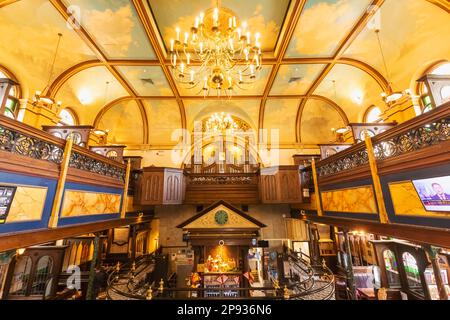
[5,185,47,223]
[60,190,122,218]
[321,186,378,214]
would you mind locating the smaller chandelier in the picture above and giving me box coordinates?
[374,29,409,106]
[33,33,63,110]
[205,112,238,133]
[169,2,263,97]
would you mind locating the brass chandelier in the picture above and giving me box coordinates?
[205,112,238,133]
[169,1,263,97]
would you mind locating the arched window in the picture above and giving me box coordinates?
[9,256,32,296]
[402,252,423,295]
[58,108,78,126]
[418,61,450,113]
[0,67,20,119]
[31,256,53,296]
[382,249,401,288]
[364,105,383,123]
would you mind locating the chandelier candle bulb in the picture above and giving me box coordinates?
[213,8,219,26]
[180,63,185,75]
[200,12,204,24]
[169,4,263,97]
[172,54,177,67]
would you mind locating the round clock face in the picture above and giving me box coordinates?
[214,210,229,225]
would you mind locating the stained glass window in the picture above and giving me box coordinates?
[402,252,424,296]
[383,249,401,288]
[0,69,20,119]
[31,256,53,296]
[364,106,382,123]
[9,256,32,296]
[58,108,77,126]
[419,62,450,113]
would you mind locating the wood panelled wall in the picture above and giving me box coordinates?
[260,166,303,204]
[137,167,184,205]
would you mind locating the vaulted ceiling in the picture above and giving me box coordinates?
[0,0,449,147]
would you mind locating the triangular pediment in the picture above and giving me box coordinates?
[177,201,266,230]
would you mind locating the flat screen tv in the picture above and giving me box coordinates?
[412,176,450,212]
[0,186,17,224]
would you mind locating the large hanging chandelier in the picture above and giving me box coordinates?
[169,1,263,97]
[205,112,238,133]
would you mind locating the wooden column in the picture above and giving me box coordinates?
[120,160,131,219]
[364,137,389,224]
[86,233,100,300]
[311,159,323,216]
[48,138,73,229]
[343,230,356,300]
[307,222,320,263]
[130,225,137,262]
[424,245,448,300]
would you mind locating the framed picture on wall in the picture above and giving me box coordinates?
[0,186,17,224]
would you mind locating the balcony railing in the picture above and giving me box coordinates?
[316,105,450,179]
[106,251,335,300]
[0,115,126,182]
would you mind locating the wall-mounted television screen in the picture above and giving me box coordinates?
[0,186,17,224]
[412,176,450,212]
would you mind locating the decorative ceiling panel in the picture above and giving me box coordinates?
[300,99,345,144]
[184,99,260,131]
[55,66,128,123]
[148,0,291,52]
[143,100,182,144]
[270,64,326,95]
[344,0,450,91]
[0,0,96,96]
[314,64,384,122]
[285,0,372,58]
[63,0,156,59]
[264,99,300,144]
[117,66,174,96]
[98,100,145,144]
[174,65,272,96]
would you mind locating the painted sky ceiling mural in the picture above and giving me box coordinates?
[148,0,291,53]
[0,0,449,147]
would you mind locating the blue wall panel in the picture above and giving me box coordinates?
[0,171,57,234]
[57,182,124,227]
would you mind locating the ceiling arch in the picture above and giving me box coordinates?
[1,0,448,149]
[0,63,23,99]
[295,95,350,143]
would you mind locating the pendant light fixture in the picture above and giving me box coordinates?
[375,29,407,105]
[331,80,350,135]
[33,33,63,109]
